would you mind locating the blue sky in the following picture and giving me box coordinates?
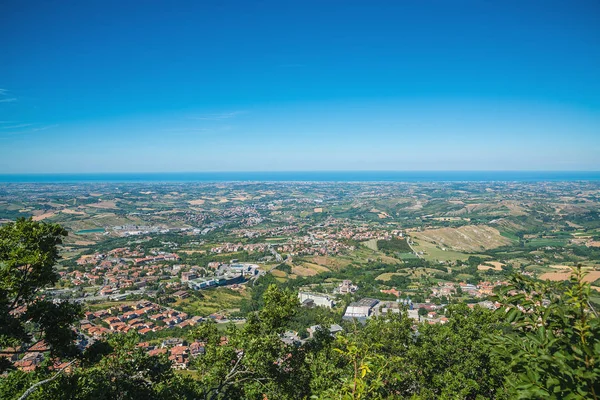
[0,0,599,173]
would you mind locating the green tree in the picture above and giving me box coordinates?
[0,218,81,373]
[1,332,202,400]
[401,305,511,399]
[493,267,600,399]
[191,284,310,399]
[313,335,388,400]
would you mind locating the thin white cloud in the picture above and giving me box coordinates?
[189,111,245,120]
[0,124,59,136]
[0,123,33,129]
[30,124,58,132]
[0,88,17,103]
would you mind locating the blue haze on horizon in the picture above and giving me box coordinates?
[0,0,599,174]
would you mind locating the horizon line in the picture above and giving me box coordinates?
[1,170,600,176]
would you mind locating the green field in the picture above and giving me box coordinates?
[76,228,105,234]
[398,253,420,260]
[523,238,568,248]
[376,272,408,281]
[377,237,413,253]
[172,288,248,316]
[499,230,520,241]
[412,240,470,261]
[363,239,378,251]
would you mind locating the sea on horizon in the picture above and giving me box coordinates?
[0,171,599,183]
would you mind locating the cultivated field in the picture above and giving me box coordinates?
[363,239,379,251]
[88,200,118,209]
[376,272,407,281]
[291,265,319,277]
[478,261,505,271]
[412,225,513,252]
[539,269,600,283]
[300,262,330,274]
[188,199,205,205]
[310,255,351,270]
[411,239,470,261]
[32,211,57,221]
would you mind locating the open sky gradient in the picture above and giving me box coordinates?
[1,0,599,173]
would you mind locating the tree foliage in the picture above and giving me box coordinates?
[1,220,598,399]
[0,218,81,373]
[1,332,201,400]
[190,285,313,399]
[492,266,600,399]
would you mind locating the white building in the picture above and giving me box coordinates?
[337,280,358,294]
[298,292,335,308]
[343,298,379,320]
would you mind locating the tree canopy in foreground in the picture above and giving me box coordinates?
[0,219,598,399]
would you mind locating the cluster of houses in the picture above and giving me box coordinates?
[80,301,204,337]
[207,234,354,258]
[166,216,404,263]
[429,280,507,299]
[0,341,54,372]
[322,225,403,242]
[67,264,163,294]
[210,242,268,254]
[137,338,208,369]
[231,225,299,239]
[205,219,405,259]
[61,242,270,303]
[70,248,181,291]
[1,335,88,373]
[134,252,180,265]
[1,296,234,372]
[219,205,261,218]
